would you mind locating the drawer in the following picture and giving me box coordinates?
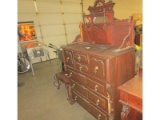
[88,90,108,112]
[74,52,88,64]
[75,62,89,74]
[64,50,74,66]
[120,91,142,113]
[90,56,106,81]
[71,80,87,98]
[86,78,108,97]
[127,94,142,112]
[67,69,86,86]
[72,91,90,111]
[89,104,108,120]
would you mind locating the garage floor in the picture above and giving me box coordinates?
[18,59,96,120]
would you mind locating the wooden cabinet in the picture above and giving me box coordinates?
[62,42,135,120]
[118,75,142,120]
[55,1,137,119]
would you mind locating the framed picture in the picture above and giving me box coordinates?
[18,21,37,43]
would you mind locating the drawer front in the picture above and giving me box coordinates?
[88,90,108,112]
[89,104,108,120]
[127,94,142,112]
[75,62,89,74]
[74,52,88,64]
[71,80,87,98]
[64,50,74,66]
[90,56,106,81]
[86,78,108,97]
[72,91,90,111]
[67,69,86,86]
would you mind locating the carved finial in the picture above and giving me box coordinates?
[94,0,105,7]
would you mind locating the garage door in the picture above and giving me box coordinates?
[18,0,83,59]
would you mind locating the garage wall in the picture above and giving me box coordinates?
[18,0,39,54]
[18,0,83,59]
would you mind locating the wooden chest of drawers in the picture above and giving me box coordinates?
[61,42,135,120]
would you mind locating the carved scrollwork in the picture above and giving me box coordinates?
[109,114,114,120]
[90,58,105,78]
[121,105,130,120]
[106,83,114,98]
[94,0,105,7]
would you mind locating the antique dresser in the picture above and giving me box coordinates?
[56,0,136,120]
[62,43,135,120]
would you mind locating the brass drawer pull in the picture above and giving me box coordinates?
[94,66,99,74]
[66,57,70,62]
[72,84,75,88]
[96,99,100,106]
[97,114,101,120]
[74,96,77,101]
[69,72,72,77]
[95,85,98,92]
[79,66,82,71]
[77,56,81,62]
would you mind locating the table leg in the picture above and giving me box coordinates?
[121,104,130,120]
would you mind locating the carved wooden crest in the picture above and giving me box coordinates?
[94,0,105,7]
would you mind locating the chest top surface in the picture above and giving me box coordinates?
[118,75,142,99]
[62,42,135,58]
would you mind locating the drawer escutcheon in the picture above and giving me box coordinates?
[97,114,101,120]
[96,99,100,106]
[95,85,99,92]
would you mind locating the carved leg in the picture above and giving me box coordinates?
[109,114,114,120]
[65,83,75,105]
[121,104,130,120]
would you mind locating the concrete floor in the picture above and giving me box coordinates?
[18,59,96,120]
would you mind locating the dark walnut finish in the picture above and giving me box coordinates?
[117,75,142,120]
[57,0,136,120]
[75,0,135,50]
[61,43,135,120]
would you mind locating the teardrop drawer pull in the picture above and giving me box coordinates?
[72,84,75,88]
[77,56,81,62]
[94,66,99,74]
[97,114,101,120]
[96,99,100,106]
[95,85,98,92]
[69,72,72,77]
[74,96,77,101]
[66,57,70,62]
[79,66,82,71]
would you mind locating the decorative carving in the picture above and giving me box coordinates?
[121,105,130,120]
[65,51,73,64]
[90,58,105,78]
[81,0,135,48]
[106,83,114,97]
[109,114,114,120]
[94,0,105,7]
